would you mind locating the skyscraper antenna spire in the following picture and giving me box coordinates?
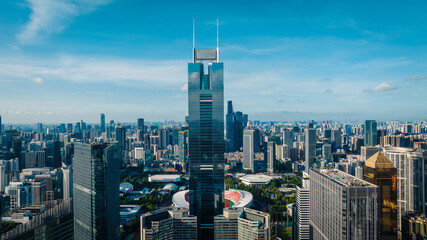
[216,19,219,62]
[193,17,195,63]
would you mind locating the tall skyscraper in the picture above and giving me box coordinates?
[45,140,61,168]
[282,128,293,147]
[310,169,379,240]
[363,152,398,239]
[233,111,246,151]
[178,131,188,163]
[160,128,169,149]
[331,129,342,150]
[137,118,144,131]
[0,115,2,133]
[115,126,126,164]
[265,141,275,173]
[304,127,316,173]
[364,120,378,146]
[322,143,332,160]
[243,129,255,171]
[226,101,235,152]
[37,122,43,133]
[383,147,427,231]
[293,173,310,240]
[73,142,120,240]
[188,19,224,239]
[100,113,105,133]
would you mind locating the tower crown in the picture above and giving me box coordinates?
[192,18,219,63]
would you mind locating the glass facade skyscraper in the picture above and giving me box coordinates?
[100,113,105,133]
[243,129,255,171]
[73,142,120,240]
[364,120,378,146]
[305,127,316,173]
[188,23,224,239]
[363,152,398,239]
[178,130,187,163]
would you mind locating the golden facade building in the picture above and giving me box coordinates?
[363,152,398,240]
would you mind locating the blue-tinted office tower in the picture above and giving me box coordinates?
[305,127,316,173]
[188,19,224,240]
[226,101,235,152]
[100,113,105,133]
[73,142,120,240]
[0,115,2,133]
[137,118,144,131]
[115,126,126,164]
[364,120,378,146]
[178,130,188,163]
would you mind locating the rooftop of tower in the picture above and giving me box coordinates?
[316,169,377,188]
[365,152,395,169]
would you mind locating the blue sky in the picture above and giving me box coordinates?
[0,0,427,124]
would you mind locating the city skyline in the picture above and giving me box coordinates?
[1,1,427,123]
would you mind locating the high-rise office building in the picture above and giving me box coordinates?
[322,143,332,160]
[160,128,169,149]
[5,181,33,210]
[37,122,43,133]
[100,113,105,133]
[178,131,188,163]
[188,20,224,239]
[304,128,316,173]
[243,129,255,171]
[62,163,72,200]
[331,129,342,150]
[137,118,144,131]
[115,126,126,164]
[293,173,310,240]
[383,147,427,230]
[265,141,275,173]
[401,212,427,240]
[283,128,293,147]
[31,179,47,204]
[73,142,120,240]
[363,152,398,239]
[140,208,198,240]
[0,115,2,133]
[364,120,378,146]
[361,146,380,161]
[214,208,271,240]
[226,101,235,152]
[310,169,379,240]
[45,140,61,168]
[234,111,246,151]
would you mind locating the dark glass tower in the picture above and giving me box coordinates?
[225,101,235,152]
[100,113,105,133]
[188,19,224,240]
[73,142,120,240]
[137,118,144,131]
[364,120,378,146]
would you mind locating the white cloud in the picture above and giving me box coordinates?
[18,0,111,44]
[374,82,396,92]
[32,77,43,84]
[180,84,188,91]
[404,75,427,81]
[0,55,187,88]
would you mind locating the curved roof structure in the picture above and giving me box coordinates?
[163,183,179,191]
[172,189,253,209]
[120,182,134,193]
